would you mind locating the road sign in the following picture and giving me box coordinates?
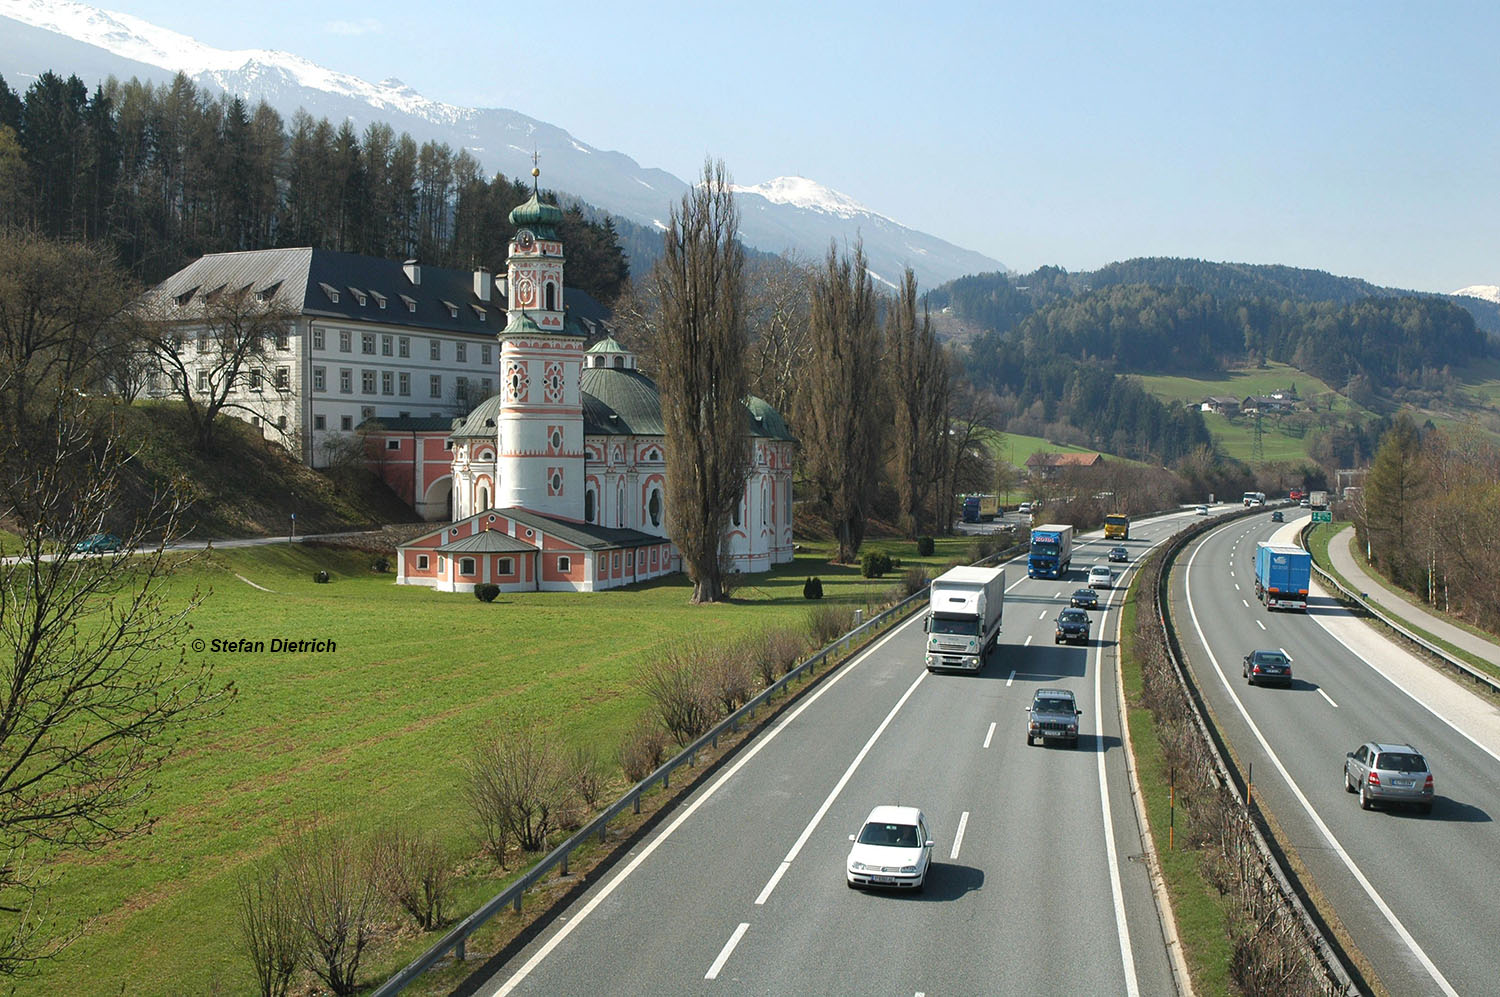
[1311,510,1332,523]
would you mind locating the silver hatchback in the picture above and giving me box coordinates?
[1344,741,1434,814]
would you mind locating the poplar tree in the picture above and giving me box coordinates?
[887,268,950,536]
[803,241,882,562]
[650,158,751,603]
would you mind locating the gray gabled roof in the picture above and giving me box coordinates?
[437,530,538,554]
[146,248,609,338]
[497,507,659,550]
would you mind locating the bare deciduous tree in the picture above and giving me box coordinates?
[649,158,752,603]
[463,723,574,857]
[801,241,883,562]
[887,268,951,537]
[369,825,449,932]
[236,862,305,997]
[744,252,812,416]
[284,825,382,997]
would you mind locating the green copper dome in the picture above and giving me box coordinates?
[508,192,563,239]
[745,396,795,441]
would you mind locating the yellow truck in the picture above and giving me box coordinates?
[1104,513,1130,540]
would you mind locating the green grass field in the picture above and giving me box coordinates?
[18,535,977,997]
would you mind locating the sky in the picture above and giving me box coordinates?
[49,0,1500,293]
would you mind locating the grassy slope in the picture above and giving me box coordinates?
[23,535,975,997]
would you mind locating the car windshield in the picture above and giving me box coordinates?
[1252,651,1289,666]
[1073,589,1094,599]
[1059,610,1086,623]
[1376,752,1426,773]
[858,822,919,848]
[931,617,980,637]
[1035,697,1073,713]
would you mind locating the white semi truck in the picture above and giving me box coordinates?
[924,565,1005,672]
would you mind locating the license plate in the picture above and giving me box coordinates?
[872,876,896,884]
[1392,779,1412,788]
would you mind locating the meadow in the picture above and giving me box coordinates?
[20,534,976,996]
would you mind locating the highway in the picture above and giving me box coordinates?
[471,513,1198,996]
[1172,509,1500,997]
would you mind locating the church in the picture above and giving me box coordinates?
[374,174,797,592]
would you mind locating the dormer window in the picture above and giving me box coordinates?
[348,287,367,306]
[400,294,417,313]
[370,291,387,309]
[175,287,198,307]
[319,282,340,304]
[256,281,282,302]
[442,300,460,319]
[472,304,487,322]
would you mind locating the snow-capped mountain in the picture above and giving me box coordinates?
[0,0,1005,287]
[1452,285,1500,306]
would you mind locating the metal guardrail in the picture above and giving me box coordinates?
[371,538,1030,997]
[1297,523,1500,696]
[1157,509,1361,996]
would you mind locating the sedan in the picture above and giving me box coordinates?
[1271,511,1284,523]
[1242,648,1292,687]
[1344,742,1434,814]
[1069,588,1099,610]
[1054,608,1091,644]
[1107,546,1129,563]
[74,532,123,553]
[846,805,934,890]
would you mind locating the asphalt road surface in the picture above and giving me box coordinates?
[1173,509,1500,997]
[472,513,1205,997]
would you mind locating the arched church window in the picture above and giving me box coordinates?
[732,499,741,527]
[613,356,624,369]
[545,283,556,311]
[585,488,596,523]
[617,482,625,527]
[478,485,489,510]
[649,489,662,527]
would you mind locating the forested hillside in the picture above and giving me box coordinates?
[0,69,630,302]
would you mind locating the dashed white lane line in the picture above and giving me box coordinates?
[1242,599,1249,608]
[950,811,970,860]
[1234,582,1240,591]
[1318,688,1339,708]
[1024,635,1033,646]
[1038,611,1047,620]
[984,722,996,748]
[1256,620,1267,630]
[705,922,749,980]
[1185,524,1459,997]
[1007,670,1016,687]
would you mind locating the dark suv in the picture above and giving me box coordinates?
[1054,608,1091,644]
[1026,688,1082,747]
[1344,741,1434,814]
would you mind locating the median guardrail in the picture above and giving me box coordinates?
[372,537,1033,996]
[1297,523,1500,697]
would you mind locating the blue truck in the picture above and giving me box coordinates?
[1254,542,1311,611]
[962,496,981,523]
[1028,524,1074,579]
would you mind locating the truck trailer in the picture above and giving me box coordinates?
[1254,542,1311,611]
[924,566,1006,671]
[1028,524,1074,579]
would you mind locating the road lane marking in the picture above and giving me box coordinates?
[1318,689,1339,708]
[1007,670,1016,687]
[1095,578,1140,997]
[1242,599,1249,608]
[950,811,970,859]
[1024,635,1033,646]
[1184,527,1459,997]
[488,604,922,995]
[755,668,930,904]
[1234,582,1240,591]
[984,722,996,748]
[1279,647,1289,658]
[705,923,748,980]
[1256,620,1266,630]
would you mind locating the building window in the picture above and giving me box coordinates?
[362,370,376,394]
[339,330,351,352]
[313,366,326,391]
[456,342,467,363]
[398,336,410,358]
[456,376,469,404]
[649,489,662,527]
[381,371,393,395]
[196,370,208,391]
[249,369,263,391]
[341,415,353,431]
[276,415,287,429]
[313,414,326,430]
[430,339,440,361]
[429,374,441,398]
[197,328,209,350]
[417,554,429,570]
[312,327,324,350]
[339,368,352,394]
[482,344,492,366]
[361,333,375,355]
[558,555,571,573]
[381,334,393,357]
[386,439,400,451]
[276,329,289,350]
[398,372,410,396]
[481,377,492,397]
[459,557,476,576]
[497,557,512,574]
[585,489,595,523]
[275,366,290,390]
[360,406,375,420]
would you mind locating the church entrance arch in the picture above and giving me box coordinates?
[420,476,453,522]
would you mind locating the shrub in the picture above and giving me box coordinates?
[807,604,856,647]
[765,626,808,675]
[802,576,823,599]
[709,644,756,714]
[966,536,999,562]
[313,570,330,584]
[462,723,575,859]
[567,744,608,813]
[369,825,450,931]
[860,550,892,578]
[282,825,382,996]
[916,536,935,557]
[897,565,929,599]
[474,582,500,602]
[641,645,718,746]
[370,556,390,573]
[617,715,668,782]
[235,862,304,997]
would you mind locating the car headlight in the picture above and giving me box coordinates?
[1066,724,1077,733]
[900,865,918,875]
[849,861,867,872]
[1029,721,1039,731]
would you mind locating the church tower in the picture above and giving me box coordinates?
[495,166,585,518]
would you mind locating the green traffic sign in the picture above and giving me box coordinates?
[1311,510,1332,523]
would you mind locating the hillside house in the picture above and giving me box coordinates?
[1024,451,1105,481]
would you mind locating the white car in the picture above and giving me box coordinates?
[846,805,934,891]
[1195,504,1209,516]
[1088,565,1113,589]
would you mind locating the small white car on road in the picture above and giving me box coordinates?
[846,805,934,891]
[1088,565,1113,589]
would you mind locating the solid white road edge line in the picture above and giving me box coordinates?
[756,668,930,903]
[951,811,970,860]
[488,606,922,996]
[705,923,749,980]
[1185,525,1459,997]
[1096,565,1140,997]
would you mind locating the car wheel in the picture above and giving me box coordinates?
[1344,767,1356,793]
[1360,784,1374,811]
